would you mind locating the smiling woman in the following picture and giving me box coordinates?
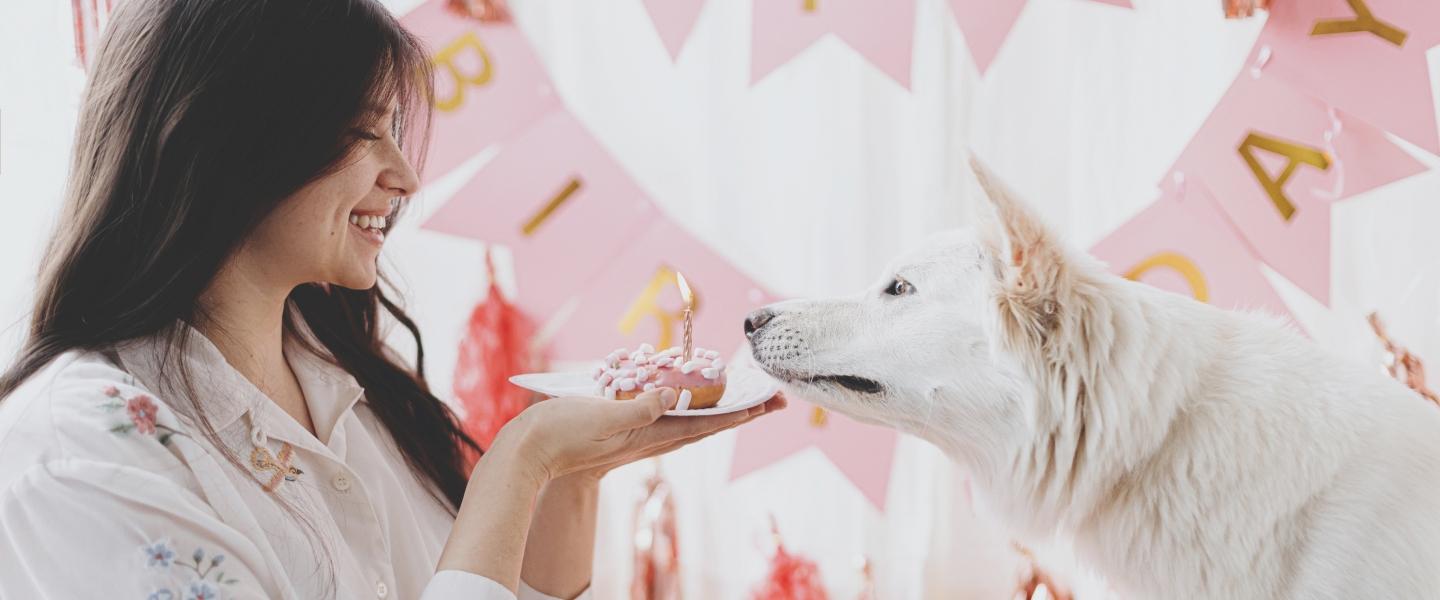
[0,0,781,598]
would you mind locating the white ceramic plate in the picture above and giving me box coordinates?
[509,366,780,416]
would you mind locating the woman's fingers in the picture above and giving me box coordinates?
[600,387,678,434]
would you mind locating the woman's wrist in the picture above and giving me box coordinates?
[484,413,552,490]
[437,422,549,590]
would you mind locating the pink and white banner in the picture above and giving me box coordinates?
[422,111,660,319]
[1252,0,1440,155]
[731,397,899,510]
[948,0,1026,75]
[402,0,561,186]
[1164,72,1424,306]
[948,0,1130,75]
[643,0,709,59]
[543,218,774,361]
[751,0,916,87]
[1091,181,1294,321]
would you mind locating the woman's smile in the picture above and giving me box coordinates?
[348,209,390,247]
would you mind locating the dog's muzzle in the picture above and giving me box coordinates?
[744,308,775,338]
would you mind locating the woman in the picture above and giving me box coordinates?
[0,0,782,598]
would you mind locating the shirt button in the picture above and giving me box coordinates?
[375,580,389,598]
[331,472,352,492]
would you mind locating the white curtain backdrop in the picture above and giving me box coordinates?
[5,0,1440,597]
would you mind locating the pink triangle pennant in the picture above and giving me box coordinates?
[543,218,773,362]
[1253,0,1440,155]
[751,0,917,87]
[642,0,709,60]
[401,0,562,186]
[1090,181,1296,322]
[1164,72,1425,305]
[421,111,659,320]
[948,0,1027,74]
[731,397,899,510]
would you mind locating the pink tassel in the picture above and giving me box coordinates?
[752,517,828,600]
[453,248,544,452]
[631,465,682,600]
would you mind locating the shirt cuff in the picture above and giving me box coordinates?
[519,579,593,600]
[421,570,517,600]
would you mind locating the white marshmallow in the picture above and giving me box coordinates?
[604,386,616,400]
[617,378,637,392]
[677,389,693,410]
[701,368,719,380]
[638,343,655,354]
[644,383,656,392]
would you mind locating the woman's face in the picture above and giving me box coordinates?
[240,103,419,293]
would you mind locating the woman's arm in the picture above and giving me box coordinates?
[436,429,547,594]
[519,472,601,598]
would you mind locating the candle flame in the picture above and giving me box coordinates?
[676,272,694,307]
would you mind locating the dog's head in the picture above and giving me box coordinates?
[747,158,1105,459]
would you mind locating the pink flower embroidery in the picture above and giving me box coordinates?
[103,385,121,397]
[127,394,159,435]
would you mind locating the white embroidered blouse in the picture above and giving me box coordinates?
[0,322,590,600]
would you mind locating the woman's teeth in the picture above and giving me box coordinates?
[349,214,388,230]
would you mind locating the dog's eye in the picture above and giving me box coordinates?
[884,278,914,296]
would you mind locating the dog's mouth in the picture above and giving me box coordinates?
[805,374,885,395]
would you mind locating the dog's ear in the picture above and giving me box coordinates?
[968,155,1070,340]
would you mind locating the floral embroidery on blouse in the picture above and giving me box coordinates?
[140,539,238,599]
[99,384,181,446]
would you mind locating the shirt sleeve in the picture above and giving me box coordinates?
[520,580,593,600]
[420,570,517,600]
[418,572,593,600]
[0,459,278,599]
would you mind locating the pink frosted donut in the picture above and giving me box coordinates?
[593,344,727,409]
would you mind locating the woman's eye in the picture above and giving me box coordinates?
[885,278,914,296]
[350,128,383,141]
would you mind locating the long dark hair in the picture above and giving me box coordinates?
[0,0,478,522]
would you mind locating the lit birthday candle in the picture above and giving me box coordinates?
[676,271,694,362]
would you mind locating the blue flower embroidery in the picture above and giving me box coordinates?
[140,538,239,598]
[185,581,219,600]
[143,541,174,568]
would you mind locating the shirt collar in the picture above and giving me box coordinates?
[113,319,366,449]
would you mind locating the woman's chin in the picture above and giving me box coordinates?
[330,267,378,291]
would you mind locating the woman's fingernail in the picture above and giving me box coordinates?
[661,388,678,409]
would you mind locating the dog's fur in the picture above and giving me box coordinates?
[747,158,1440,599]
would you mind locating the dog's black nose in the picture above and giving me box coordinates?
[744,308,775,338]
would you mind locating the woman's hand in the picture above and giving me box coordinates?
[498,387,787,484]
[439,387,784,593]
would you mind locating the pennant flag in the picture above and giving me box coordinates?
[751,0,917,87]
[643,0,709,60]
[731,397,899,510]
[422,111,660,319]
[1164,73,1425,305]
[948,0,1027,75]
[402,0,561,185]
[1090,181,1294,321]
[1253,0,1440,155]
[948,0,1131,75]
[543,218,773,361]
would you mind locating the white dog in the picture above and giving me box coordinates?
[745,158,1440,599]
